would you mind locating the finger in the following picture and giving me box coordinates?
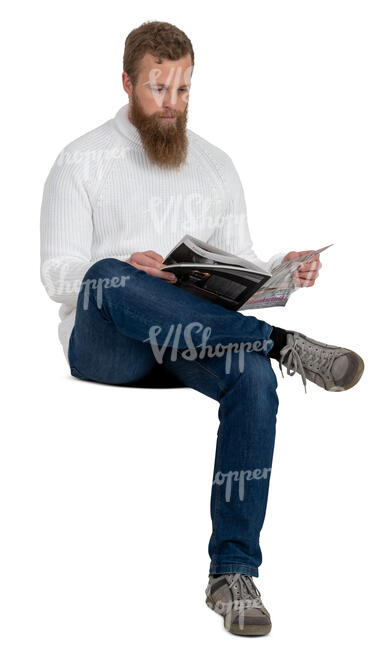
[138,265,178,282]
[133,253,164,270]
[296,278,316,287]
[294,271,317,284]
[297,277,319,287]
[144,250,164,262]
[297,271,319,280]
[131,262,177,282]
[298,260,321,272]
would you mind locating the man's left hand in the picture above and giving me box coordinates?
[282,250,322,287]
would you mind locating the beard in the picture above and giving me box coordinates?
[128,90,189,169]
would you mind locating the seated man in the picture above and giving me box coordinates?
[40,21,364,637]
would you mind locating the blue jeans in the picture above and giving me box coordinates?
[68,258,279,577]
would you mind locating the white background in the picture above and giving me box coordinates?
[1,1,387,648]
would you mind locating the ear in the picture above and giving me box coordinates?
[122,72,133,98]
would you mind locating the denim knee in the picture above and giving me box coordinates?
[82,257,129,282]
[224,349,278,393]
[76,258,135,312]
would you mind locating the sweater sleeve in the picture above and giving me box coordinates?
[40,150,95,306]
[206,153,285,273]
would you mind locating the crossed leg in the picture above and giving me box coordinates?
[68,258,279,576]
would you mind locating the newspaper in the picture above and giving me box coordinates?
[239,245,333,310]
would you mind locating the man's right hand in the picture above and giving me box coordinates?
[125,250,177,283]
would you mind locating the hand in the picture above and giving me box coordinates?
[125,250,177,283]
[282,250,322,287]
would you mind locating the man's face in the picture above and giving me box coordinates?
[122,52,192,169]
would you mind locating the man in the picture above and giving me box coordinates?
[40,21,364,636]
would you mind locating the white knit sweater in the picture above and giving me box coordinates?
[40,102,285,362]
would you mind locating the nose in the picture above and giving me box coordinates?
[162,88,179,107]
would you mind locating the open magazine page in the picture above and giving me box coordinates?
[188,240,266,272]
[164,234,267,273]
[239,245,332,310]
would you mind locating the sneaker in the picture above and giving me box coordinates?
[205,572,272,636]
[279,331,364,392]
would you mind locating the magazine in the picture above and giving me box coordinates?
[162,235,332,311]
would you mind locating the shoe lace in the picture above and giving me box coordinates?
[278,338,335,393]
[226,573,263,608]
[279,341,308,392]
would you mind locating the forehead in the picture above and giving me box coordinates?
[138,52,192,84]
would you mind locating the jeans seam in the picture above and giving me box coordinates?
[208,354,276,569]
[176,351,229,395]
[93,292,160,333]
[211,563,257,568]
[172,353,226,561]
[211,399,225,564]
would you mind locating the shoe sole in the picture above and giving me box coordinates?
[327,351,365,392]
[206,597,272,636]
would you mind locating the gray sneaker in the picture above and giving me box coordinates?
[279,331,364,392]
[205,573,272,636]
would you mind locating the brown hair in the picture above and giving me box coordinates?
[123,21,194,85]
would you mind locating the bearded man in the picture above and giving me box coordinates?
[40,20,364,637]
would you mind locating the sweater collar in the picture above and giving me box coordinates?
[114,101,144,147]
